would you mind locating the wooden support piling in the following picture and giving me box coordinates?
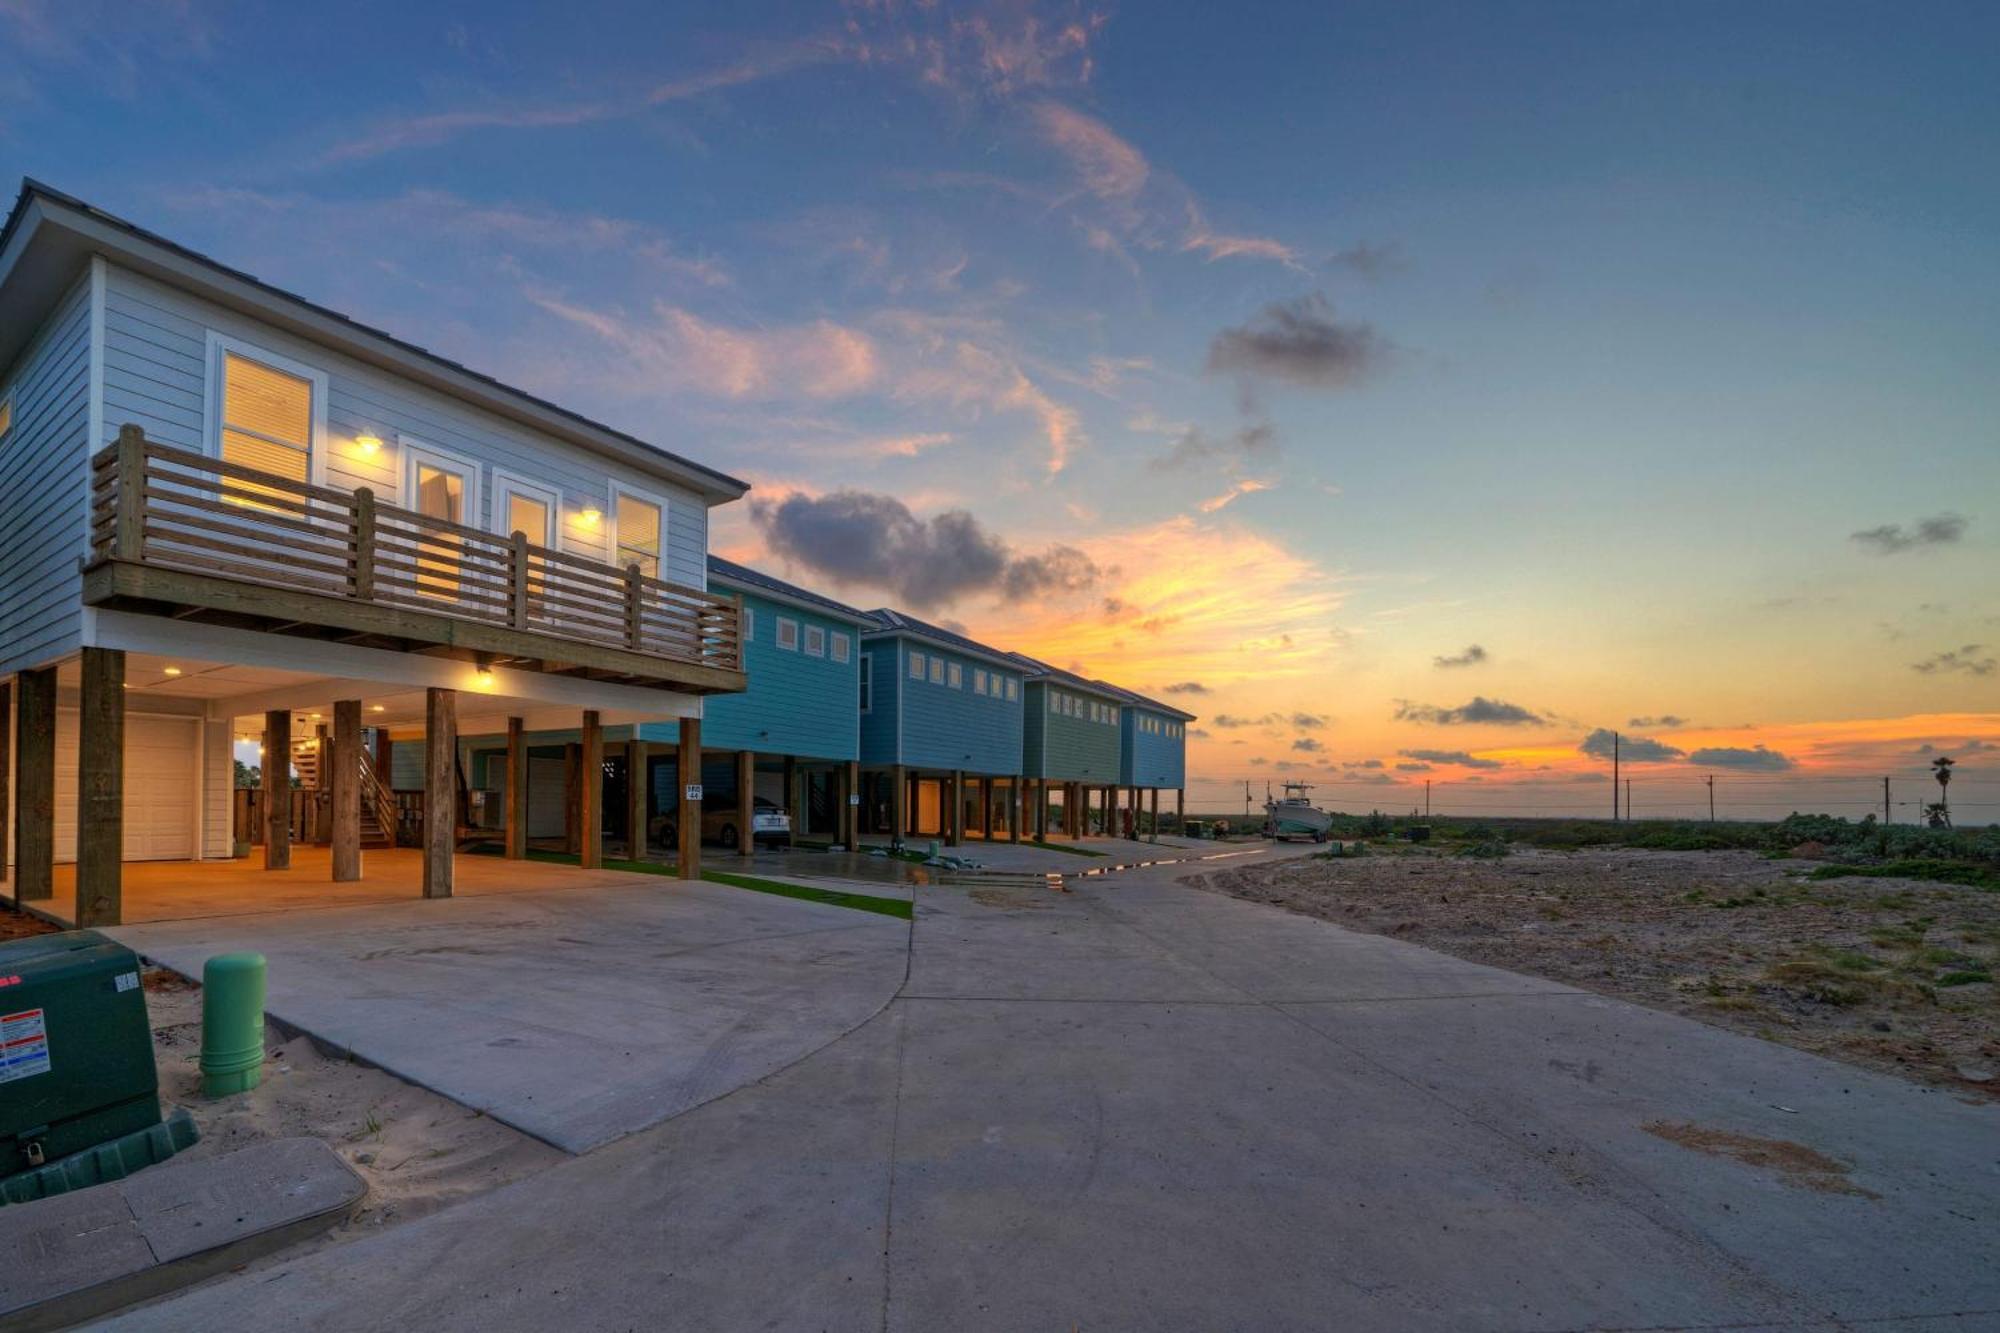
[422,688,455,898]
[676,718,701,879]
[75,649,124,928]
[262,709,291,870]
[331,699,362,881]
[580,710,603,869]
[504,718,525,859]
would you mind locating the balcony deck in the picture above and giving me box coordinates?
[82,429,747,693]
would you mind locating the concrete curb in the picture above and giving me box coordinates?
[0,1135,364,1331]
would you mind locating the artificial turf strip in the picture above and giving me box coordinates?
[467,843,913,918]
[700,869,913,919]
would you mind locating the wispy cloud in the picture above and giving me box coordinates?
[1196,478,1271,513]
[1399,748,1504,770]
[1912,644,1996,676]
[1208,292,1387,390]
[532,296,879,400]
[1433,644,1488,669]
[1395,697,1548,726]
[1850,512,1969,555]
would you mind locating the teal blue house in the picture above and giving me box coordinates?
[1010,654,1128,837]
[636,555,871,841]
[858,609,1025,845]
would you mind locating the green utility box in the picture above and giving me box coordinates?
[0,930,165,1180]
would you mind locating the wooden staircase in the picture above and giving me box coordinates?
[294,736,397,849]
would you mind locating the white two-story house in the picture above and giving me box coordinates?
[0,181,747,926]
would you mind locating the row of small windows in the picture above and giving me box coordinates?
[743,608,850,662]
[906,650,1018,700]
[1050,690,1118,726]
[1140,716,1186,739]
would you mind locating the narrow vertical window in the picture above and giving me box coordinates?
[615,492,663,577]
[805,625,826,657]
[859,655,872,711]
[831,632,850,663]
[777,617,799,651]
[909,650,926,680]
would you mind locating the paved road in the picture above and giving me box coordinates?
[113,845,2000,1331]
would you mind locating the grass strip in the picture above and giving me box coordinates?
[1806,859,2000,891]
[467,844,913,918]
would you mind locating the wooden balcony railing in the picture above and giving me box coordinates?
[85,427,745,691]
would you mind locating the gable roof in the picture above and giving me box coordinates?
[0,179,748,503]
[1090,678,1198,722]
[862,608,1022,671]
[706,555,872,626]
[1005,651,1126,703]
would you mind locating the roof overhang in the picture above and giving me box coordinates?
[861,624,1023,673]
[706,573,874,628]
[0,181,749,505]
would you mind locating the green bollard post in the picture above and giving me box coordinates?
[200,952,267,1098]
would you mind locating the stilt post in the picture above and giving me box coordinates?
[76,649,124,928]
[422,687,455,898]
[504,717,525,859]
[263,709,291,870]
[11,669,54,902]
[580,710,603,869]
[677,717,701,879]
[331,699,362,881]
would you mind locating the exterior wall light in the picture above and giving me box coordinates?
[355,433,383,456]
[577,504,603,528]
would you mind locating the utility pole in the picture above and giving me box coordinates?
[1882,776,1891,826]
[1424,779,1431,820]
[1243,780,1251,821]
[1611,731,1620,822]
[1625,778,1632,821]
[1706,774,1715,823]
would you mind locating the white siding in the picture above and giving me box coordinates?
[0,274,91,675]
[99,264,712,587]
[202,718,233,858]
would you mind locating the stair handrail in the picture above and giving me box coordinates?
[358,754,398,841]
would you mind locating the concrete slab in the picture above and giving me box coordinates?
[99,847,2000,1330]
[111,877,909,1152]
[0,1137,361,1332]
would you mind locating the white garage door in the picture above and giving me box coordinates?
[54,711,200,862]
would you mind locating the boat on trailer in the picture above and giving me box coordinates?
[1264,782,1333,842]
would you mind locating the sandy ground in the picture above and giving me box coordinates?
[1195,845,2000,1100]
[144,970,564,1245]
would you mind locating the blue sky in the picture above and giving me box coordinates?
[5,0,1996,817]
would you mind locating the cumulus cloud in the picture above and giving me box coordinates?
[1433,644,1487,670]
[1911,645,1996,677]
[1206,293,1386,390]
[1394,697,1547,727]
[1395,761,1431,772]
[1577,729,1686,763]
[1161,681,1209,695]
[1292,737,1323,753]
[1344,759,1385,769]
[1290,713,1329,729]
[750,489,1097,610]
[1398,748,1503,770]
[1628,715,1688,729]
[1689,745,1796,772]
[1151,421,1278,473]
[1211,713,1269,729]
[1850,512,1969,554]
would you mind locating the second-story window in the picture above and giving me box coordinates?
[909,650,926,680]
[805,625,826,657]
[974,668,988,695]
[614,492,663,578]
[776,617,799,651]
[859,655,872,711]
[831,632,850,663]
[947,662,963,689]
[220,348,315,498]
[929,656,945,685]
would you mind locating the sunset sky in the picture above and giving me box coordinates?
[6,1,1995,820]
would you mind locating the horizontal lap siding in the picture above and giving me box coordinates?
[893,642,1022,775]
[1035,687,1121,784]
[858,640,900,766]
[1122,710,1186,788]
[0,274,90,676]
[652,589,859,760]
[101,265,710,588]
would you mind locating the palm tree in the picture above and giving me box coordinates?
[1931,755,1955,828]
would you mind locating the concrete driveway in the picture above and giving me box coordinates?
[111,875,910,1152]
[111,846,2000,1330]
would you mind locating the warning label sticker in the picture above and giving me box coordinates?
[0,1009,51,1083]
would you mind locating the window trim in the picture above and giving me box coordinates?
[743,607,756,643]
[831,631,850,664]
[607,482,670,580]
[804,624,826,658]
[973,668,988,695]
[1005,678,1018,702]
[402,437,485,527]
[776,616,800,651]
[909,650,926,680]
[203,331,331,488]
[928,657,945,685]
[488,467,557,546]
